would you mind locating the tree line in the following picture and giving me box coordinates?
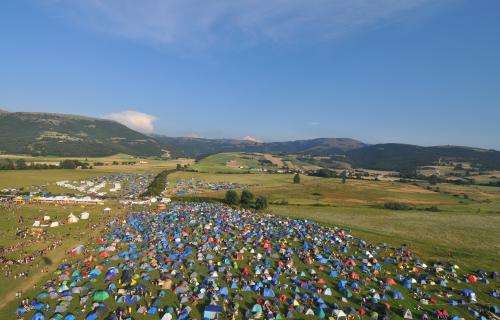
[0,159,91,170]
[224,190,268,210]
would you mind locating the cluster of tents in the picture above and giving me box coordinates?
[16,202,499,320]
[32,212,90,228]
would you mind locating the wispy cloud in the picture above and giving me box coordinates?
[106,110,157,133]
[48,0,435,47]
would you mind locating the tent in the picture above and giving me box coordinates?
[161,313,173,320]
[80,212,90,220]
[92,290,110,302]
[103,208,112,213]
[50,221,60,228]
[67,213,79,224]
[332,309,347,320]
[403,309,413,319]
[71,245,85,256]
[32,312,45,320]
[203,305,223,320]
[393,291,404,300]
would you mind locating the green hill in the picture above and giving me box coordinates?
[154,136,365,158]
[345,143,500,171]
[0,112,162,157]
[1,111,498,171]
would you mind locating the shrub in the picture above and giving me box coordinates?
[383,202,414,211]
[224,190,240,206]
[254,196,268,210]
[240,190,255,208]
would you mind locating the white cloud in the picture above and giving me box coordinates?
[49,0,436,46]
[106,110,157,133]
[242,135,262,143]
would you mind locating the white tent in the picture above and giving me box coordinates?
[67,213,79,224]
[50,221,60,228]
[332,309,347,320]
[33,220,41,227]
[161,313,173,320]
[403,309,413,319]
[80,212,90,220]
[103,208,112,213]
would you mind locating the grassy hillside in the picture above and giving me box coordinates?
[346,143,500,171]
[0,112,162,157]
[1,111,499,171]
[155,136,365,158]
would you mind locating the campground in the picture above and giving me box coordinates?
[0,153,499,319]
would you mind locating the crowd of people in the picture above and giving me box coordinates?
[13,202,499,320]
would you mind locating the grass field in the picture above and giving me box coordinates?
[192,152,277,173]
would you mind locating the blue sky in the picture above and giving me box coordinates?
[0,0,499,149]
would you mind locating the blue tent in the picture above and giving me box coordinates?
[263,288,276,298]
[403,279,412,289]
[393,291,404,300]
[16,307,28,315]
[32,312,45,320]
[34,302,45,310]
[203,305,223,320]
[219,287,229,297]
[85,312,97,320]
[147,306,158,314]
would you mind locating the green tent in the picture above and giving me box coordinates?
[341,288,352,298]
[315,307,326,318]
[93,290,110,301]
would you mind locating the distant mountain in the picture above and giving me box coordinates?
[0,112,162,157]
[1,111,498,171]
[345,144,500,171]
[154,136,365,158]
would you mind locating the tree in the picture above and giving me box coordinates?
[15,159,28,170]
[255,196,268,210]
[240,190,255,208]
[224,190,239,206]
[60,160,77,169]
[293,173,301,184]
[176,164,182,171]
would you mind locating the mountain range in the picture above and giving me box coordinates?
[1,110,499,171]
